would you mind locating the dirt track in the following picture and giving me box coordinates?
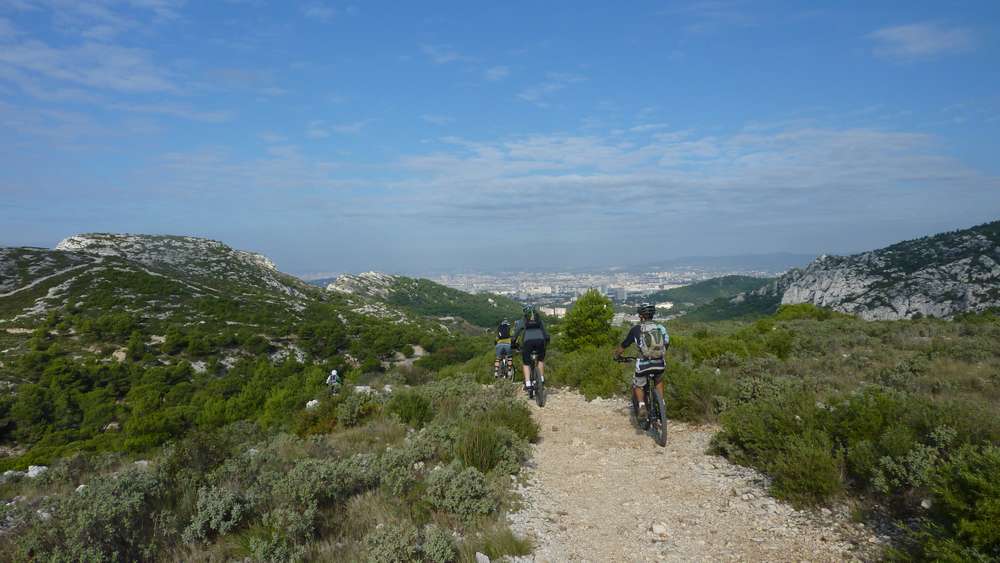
[508,390,881,562]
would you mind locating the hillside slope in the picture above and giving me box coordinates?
[641,275,772,316]
[690,221,1000,320]
[327,271,522,327]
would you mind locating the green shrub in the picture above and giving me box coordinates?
[768,431,843,506]
[920,444,1000,559]
[336,392,381,428]
[425,464,498,524]
[273,455,378,509]
[547,346,624,399]
[480,401,539,443]
[182,485,250,543]
[454,423,525,475]
[387,391,434,429]
[15,467,163,561]
[422,524,457,563]
[363,521,420,563]
[664,361,734,423]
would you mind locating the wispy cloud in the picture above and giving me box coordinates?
[109,102,232,123]
[517,72,586,106]
[483,65,509,81]
[301,3,336,23]
[420,44,473,64]
[306,119,370,138]
[869,22,975,61]
[421,114,454,126]
[663,1,756,34]
[0,39,176,92]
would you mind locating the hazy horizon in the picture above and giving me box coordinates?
[3,1,999,274]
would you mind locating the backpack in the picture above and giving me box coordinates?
[637,322,666,360]
[497,322,511,339]
[525,310,541,329]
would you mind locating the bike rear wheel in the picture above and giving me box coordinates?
[649,386,668,447]
[532,365,545,407]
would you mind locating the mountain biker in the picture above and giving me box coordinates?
[614,303,669,426]
[494,317,514,378]
[512,305,550,392]
[325,369,341,394]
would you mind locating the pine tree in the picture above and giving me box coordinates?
[561,289,615,352]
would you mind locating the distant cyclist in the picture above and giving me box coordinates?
[614,303,669,423]
[512,305,550,392]
[494,317,513,378]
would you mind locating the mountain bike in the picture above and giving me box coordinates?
[496,347,514,382]
[616,356,667,447]
[528,350,545,407]
[514,345,545,407]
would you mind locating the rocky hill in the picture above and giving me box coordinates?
[695,220,1000,320]
[327,272,522,328]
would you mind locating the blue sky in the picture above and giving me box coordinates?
[1,0,999,275]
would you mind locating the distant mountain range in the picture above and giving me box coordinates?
[688,220,1000,321]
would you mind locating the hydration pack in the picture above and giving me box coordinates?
[497,322,511,339]
[525,310,541,328]
[637,322,667,360]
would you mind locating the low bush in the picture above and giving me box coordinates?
[768,431,843,507]
[454,423,525,475]
[387,391,434,429]
[363,521,420,563]
[182,485,250,543]
[425,463,498,525]
[546,346,624,399]
[336,391,381,428]
[422,524,457,563]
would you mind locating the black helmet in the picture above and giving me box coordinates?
[637,303,655,318]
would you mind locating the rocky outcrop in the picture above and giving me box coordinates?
[56,233,301,297]
[743,221,1000,320]
[326,271,397,298]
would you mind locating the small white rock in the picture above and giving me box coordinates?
[75,484,87,493]
[134,460,150,469]
[305,399,320,410]
[26,465,48,478]
[475,552,491,563]
[920,498,933,510]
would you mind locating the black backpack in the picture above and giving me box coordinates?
[525,310,541,329]
[497,322,511,339]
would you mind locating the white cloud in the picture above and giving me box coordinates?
[484,65,509,81]
[0,39,176,92]
[306,119,370,138]
[420,44,471,64]
[302,3,335,22]
[869,22,974,61]
[109,102,232,122]
[332,120,369,134]
[517,72,586,106]
[421,114,454,126]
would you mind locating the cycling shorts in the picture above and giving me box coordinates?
[521,338,546,364]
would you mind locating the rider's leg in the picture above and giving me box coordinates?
[536,360,544,380]
[494,356,501,377]
[522,364,532,386]
[634,383,645,406]
[655,377,665,400]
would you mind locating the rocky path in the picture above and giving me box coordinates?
[508,391,881,562]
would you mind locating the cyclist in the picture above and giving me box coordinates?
[512,305,550,392]
[494,317,514,378]
[614,303,669,425]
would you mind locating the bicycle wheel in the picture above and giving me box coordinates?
[649,386,668,447]
[629,390,640,427]
[533,365,545,407]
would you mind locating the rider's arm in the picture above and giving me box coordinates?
[512,322,523,347]
[614,325,639,356]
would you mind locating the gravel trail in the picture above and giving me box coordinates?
[508,390,881,562]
